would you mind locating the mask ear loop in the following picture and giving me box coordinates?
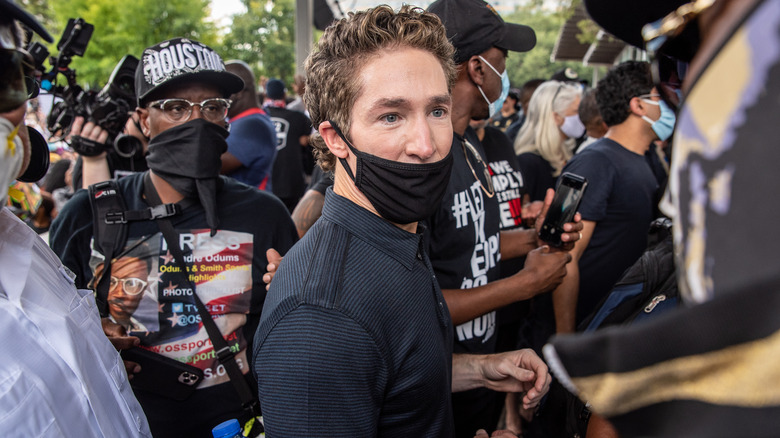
[329,120,360,183]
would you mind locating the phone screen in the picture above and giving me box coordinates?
[539,173,587,246]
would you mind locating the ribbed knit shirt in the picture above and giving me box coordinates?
[254,188,454,437]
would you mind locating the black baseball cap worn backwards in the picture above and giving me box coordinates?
[135,38,244,106]
[428,0,536,64]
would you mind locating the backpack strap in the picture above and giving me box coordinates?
[89,180,129,316]
[87,173,183,316]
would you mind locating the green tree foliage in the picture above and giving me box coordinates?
[219,0,298,90]
[42,0,216,88]
[503,2,594,88]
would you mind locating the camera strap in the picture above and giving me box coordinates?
[141,172,261,418]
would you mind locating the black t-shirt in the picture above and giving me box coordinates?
[307,165,334,195]
[489,112,520,132]
[267,107,312,202]
[482,127,528,325]
[516,152,557,202]
[49,173,298,438]
[563,138,659,324]
[426,127,501,355]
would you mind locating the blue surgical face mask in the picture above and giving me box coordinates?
[477,55,509,119]
[641,98,676,141]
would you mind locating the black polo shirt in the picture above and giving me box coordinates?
[255,188,454,437]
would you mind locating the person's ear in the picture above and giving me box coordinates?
[629,96,647,117]
[552,111,565,126]
[136,108,151,138]
[466,55,487,87]
[319,121,349,159]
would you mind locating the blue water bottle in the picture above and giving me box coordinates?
[212,418,243,438]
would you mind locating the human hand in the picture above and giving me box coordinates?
[69,116,109,158]
[521,200,544,228]
[522,245,571,295]
[101,317,141,379]
[480,349,551,410]
[474,429,518,438]
[263,248,284,291]
[535,188,583,251]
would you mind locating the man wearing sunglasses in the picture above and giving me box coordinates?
[50,37,298,438]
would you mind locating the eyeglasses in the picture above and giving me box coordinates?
[641,0,716,111]
[638,93,662,101]
[148,98,231,123]
[462,139,495,198]
[552,82,565,104]
[109,276,148,295]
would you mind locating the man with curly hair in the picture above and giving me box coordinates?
[254,5,550,437]
[552,60,672,333]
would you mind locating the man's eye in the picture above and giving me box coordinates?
[165,103,188,113]
[382,114,398,123]
[432,108,446,118]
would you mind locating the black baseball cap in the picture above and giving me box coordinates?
[265,78,286,100]
[135,38,244,106]
[0,0,53,43]
[428,0,536,64]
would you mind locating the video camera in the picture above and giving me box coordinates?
[29,18,141,158]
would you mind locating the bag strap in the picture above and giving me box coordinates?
[89,180,128,315]
[142,172,260,416]
[88,177,185,315]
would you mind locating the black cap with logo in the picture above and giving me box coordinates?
[428,0,536,64]
[135,38,244,106]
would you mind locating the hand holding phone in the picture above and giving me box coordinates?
[538,172,588,247]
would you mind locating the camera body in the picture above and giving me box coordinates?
[35,18,140,158]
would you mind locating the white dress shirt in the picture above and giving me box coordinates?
[0,208,151,437]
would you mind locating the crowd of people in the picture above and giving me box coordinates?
[2,0,778,436]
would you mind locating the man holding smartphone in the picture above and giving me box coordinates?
[551,61,670,333]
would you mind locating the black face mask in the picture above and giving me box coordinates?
[331,121,453,224]
[146,118,228,235]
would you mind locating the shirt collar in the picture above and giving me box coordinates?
[321,188,422,270]
[0,209,35,299]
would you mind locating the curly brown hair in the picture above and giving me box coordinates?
[303,5,456,171]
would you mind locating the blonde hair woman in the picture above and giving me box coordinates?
[514,81,583,203]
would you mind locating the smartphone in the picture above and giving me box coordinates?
[538,172,588,247]
[121,347,203,401]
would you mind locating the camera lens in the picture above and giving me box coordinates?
[113,134,142,158]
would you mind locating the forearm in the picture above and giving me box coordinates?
[80,154,111,188]
[291,190,325,238]
[552,261,579,333]
[451,353,488,392]
[443,271,539,325]
[499,228,538,260]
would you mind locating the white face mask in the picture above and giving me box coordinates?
[1,117,24,206]
[560,114,585,139]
